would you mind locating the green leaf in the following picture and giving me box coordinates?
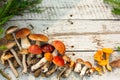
[112,8,120,15]
[0,27,4,38]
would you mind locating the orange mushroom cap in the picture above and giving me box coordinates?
[52,40,66,55]
[53,56,65,67]
[94,50,104,61]
[28,45,42,54]
[44,52,53,61]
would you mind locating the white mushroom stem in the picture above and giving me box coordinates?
[22,54,27,73]
[31,57,47,71]
[8,60,19,77]
[74,63,82,72]
[52,49,58,56]
[21,37,31,73]
[10,48,22,67]
[36,41,40,46]
[12,33,22,50]
[21,37,31,49]
[80,66,88,77]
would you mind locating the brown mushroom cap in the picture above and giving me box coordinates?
[6,42,16,49]
[52,40,66,55]
[2,53,13,61]
[76,58,84,64]
[84,61,92,68]
[28,34,49,42]
[5,26,18,34]
[19,49,29,55]
[15,28,31,39]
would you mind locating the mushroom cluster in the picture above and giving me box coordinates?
[94,48,114,75]
[1,26,97,79]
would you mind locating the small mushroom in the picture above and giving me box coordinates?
[5,26,22,50]
[1,52,19,77]
[34,68,41,77]
[19,49,29,73]
[15,28,31,73]
[86,67,96,76]
[74,58,84,73]
[31,52,53,71]
[52,40,66,56]
[6,42,22,67]
[29,34,49,58]
[27,45,42,65]
[80,61,92,78]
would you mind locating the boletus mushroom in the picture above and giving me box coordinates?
[74,58,84,73]
[80,61,92,78]
[15,28,31,73]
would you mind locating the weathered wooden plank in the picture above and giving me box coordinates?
[4,20,120,50]
[3,52,120,80]
[11,0,120,20]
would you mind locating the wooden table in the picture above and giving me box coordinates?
[3,0,120,80]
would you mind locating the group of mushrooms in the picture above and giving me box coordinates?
[0,26,116,79]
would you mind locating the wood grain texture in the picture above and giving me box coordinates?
[11,0,120,20]
[4,20,120,50]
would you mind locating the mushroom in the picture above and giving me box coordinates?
[110,59,120,68]
[74,58,84,72]
[15,28,31,73]
[1,52,19,77]
[102,48,113,71]
[52,56,65,79]
[80,61,92,78]
[31,52,53,71]
[6,42,22,67]
[5,26,22,50]
[27,44,42,65]
[28,34,49,58]
[57,55,71,79]
[95,66,102,75]
[19,49,29,73]
[52,40,66,56]
[41,44,54,53]
[86,67,96,76]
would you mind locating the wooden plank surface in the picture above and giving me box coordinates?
[5,20,120,50]
[11,0,120,20]
[1,0,120,80]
